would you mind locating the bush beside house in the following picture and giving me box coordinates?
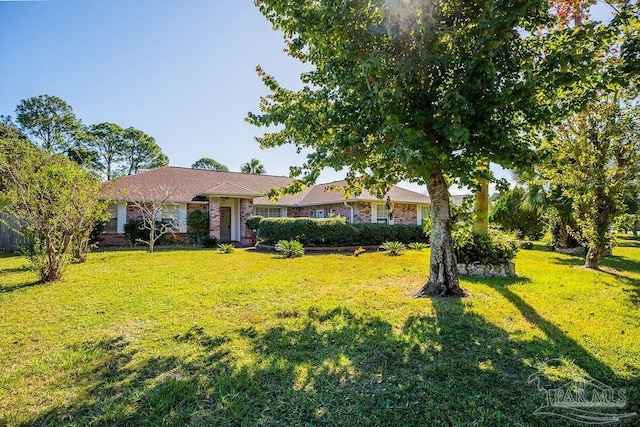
[255,216,428,246]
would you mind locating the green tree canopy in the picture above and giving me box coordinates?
[247,0,609,296]
[192,157,229,171]
[122,127,169,175]
[15,95,81,152]
[536,95,640,268]
[240,158,266,174]
[84,122,126,181]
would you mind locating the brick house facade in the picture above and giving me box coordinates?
[100,167,432,246]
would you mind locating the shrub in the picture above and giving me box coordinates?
[217,243,235,254]
[187,210,209,243]
[454,232,518,264]
[124,219,151,246]
[246,215,263,230]
[275,239,305,258]
[489,187,545,240]
[408,242,429,251]
[256,217,428,246]
[200,236,219,248]
[380,241,406,256]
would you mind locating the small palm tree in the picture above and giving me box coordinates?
[240,158,266,174]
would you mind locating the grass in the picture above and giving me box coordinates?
[0,241,639,426]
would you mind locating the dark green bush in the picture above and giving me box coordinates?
[187,210,209,243]
[455,232,518,264]
[246,215,263,230]
[200,236,219,248]
[124,219,154,246]
[257,217,428,246]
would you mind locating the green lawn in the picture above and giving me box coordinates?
[0,242,639,426]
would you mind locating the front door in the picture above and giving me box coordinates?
[220,207,232,242]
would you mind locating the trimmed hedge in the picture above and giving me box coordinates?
[256,217,428,246]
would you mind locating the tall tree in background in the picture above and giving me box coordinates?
[192,157,229,171]
[537,96,639,269]
[85,122,126,181]
[15,95,80,152]
[240,158,266,174]
[122,127,169,175]
[248,0,607,296]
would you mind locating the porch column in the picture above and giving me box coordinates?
[209,197,221,241]
[239,198,254,246]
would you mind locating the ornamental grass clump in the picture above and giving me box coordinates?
[380,241,406,256]
[275,240,305,258]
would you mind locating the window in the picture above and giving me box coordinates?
[316,209,325,219]
[375,204,389,224]
[104,204,118,233]
[253,206,282,218]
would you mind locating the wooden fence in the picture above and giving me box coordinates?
[0,214,26,252]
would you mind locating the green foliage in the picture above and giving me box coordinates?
[124,220,151,246]
[187,210,208,243]
[257,217,427,246]
[245,215,263,231]
[380,241,406,256]
[274,239,305,258]
[408,242,429,251]
[535,96,639,266]
[200,236,219,248]
[489,187,545,240]
[191,157,229,171]
[455,231,518,265]
[121,127,169,175]
[240,158,265,174]
[217,243,235,254]
[0,136,107,281]
[15,94,80,152]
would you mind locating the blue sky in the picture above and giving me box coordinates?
[0,1,612,194]
[0,1,313,177]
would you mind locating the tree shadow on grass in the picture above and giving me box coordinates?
[549,254,640,306]
[0,280,43,294]
[22,305,638,426]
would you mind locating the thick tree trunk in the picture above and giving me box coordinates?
[416,168,471,298]
[585,245,604,269]
[473,177,489,237]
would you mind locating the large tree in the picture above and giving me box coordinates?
[248,0,606,296]
[192,157,229,171]
[0,135,108,282]
[84,122,126,181]
[537,96,639,269]
[122,127,169,175]
[15,95,81,152]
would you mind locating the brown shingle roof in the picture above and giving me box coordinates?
[101,167,432,205]
[253,180,430,206]
[101,166,292,202]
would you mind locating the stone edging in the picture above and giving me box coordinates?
[458,262,516,278]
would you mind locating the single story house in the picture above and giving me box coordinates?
[101,166,436,246]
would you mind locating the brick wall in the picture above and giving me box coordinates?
[286,202,416,224]
[391,203,418,225]
[208,197,221,240]
[239,198,254,245]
